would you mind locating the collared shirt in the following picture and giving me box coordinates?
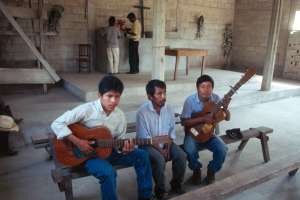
[128,20,141,41]
[51,100,126,139]
[103,26,121,48]
[136,101,176,140]
[181,92,221,119]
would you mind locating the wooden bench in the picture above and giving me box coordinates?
[172,154,300,200]
[31,124,273,200]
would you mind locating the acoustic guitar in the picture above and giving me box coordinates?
[54,123,172,167]
[189,67,256,143]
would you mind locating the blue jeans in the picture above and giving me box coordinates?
[84,148,153,200]
[141,143,186,194]
[183,135,228,173]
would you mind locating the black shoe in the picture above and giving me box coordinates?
[226,128,242,139]
[204,169,215,185]
[169,185,185,195]
[138,196,156,200]
[190,168,201,185]
[155,190,167,200]
[7,149,18,156]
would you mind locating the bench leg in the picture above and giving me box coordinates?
[64,177,74,200]
[260,133,270,163]
[238,139,249,151]
[57,177,74,200]
[289,168,298,176]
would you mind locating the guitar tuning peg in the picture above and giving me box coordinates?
[229,85,237,94]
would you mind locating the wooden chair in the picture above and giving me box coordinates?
[78,44,91,72]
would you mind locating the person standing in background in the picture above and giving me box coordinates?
[103,16,121,74]
[126,12,141,74]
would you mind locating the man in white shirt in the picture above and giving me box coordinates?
[136,80,186,200]
[51,76,153,200]
[102,16,121,74]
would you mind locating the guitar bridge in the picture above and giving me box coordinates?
[190,128,199,136]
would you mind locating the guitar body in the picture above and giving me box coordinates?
[54,123,113,167]
[190,101,226,143]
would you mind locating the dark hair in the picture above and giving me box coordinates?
[127,12,136,19]
[108,16,115,26]
[146,79,166,96]
[98,75,124,95]
[196,74,214,88]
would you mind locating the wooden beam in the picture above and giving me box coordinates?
[6,5,47,19]
[0,68,55,84]
[0,31,57,36]
[172,155,300,200]
[0,1,60,82]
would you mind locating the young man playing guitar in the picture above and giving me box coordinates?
[181,75,230,185]
[51,76,153,200]
[136,80,187,200]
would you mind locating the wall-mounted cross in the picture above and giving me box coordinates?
[133,0,150,37]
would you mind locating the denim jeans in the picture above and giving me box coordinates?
[183,135,228,173]
[141,143,187,194]
[84,148,153,200]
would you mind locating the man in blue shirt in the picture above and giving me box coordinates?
[136,80,186,200]
[181,75,230,185]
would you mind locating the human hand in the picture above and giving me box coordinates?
[222,97,231,110]
[76,139,94,154]
[122,139,135,154]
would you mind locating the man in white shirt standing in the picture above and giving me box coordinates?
[51,76,153,200]
[103,16,121,74]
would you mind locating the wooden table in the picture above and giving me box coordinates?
[165,48,208,80]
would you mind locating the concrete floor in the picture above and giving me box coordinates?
[1,69,300,200]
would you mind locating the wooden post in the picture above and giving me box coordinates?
[87,0,96,72]
[152,0,166,80]
[38,0,48,94]
[261,0,283,91]
[134,0,150,38]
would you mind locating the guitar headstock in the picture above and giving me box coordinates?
[239,67,256,85]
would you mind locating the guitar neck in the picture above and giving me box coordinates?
[96,138,154,148]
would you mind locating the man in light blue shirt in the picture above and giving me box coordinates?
[181,74,230,185]
[136,80,186,200]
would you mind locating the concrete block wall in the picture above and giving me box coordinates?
[0,0,235,72]
[95,0,235,72]
[283,31,300,80]
[0,0,88,71]
[231,0,291,77]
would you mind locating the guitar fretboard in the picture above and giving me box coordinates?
[96,138,154,148]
